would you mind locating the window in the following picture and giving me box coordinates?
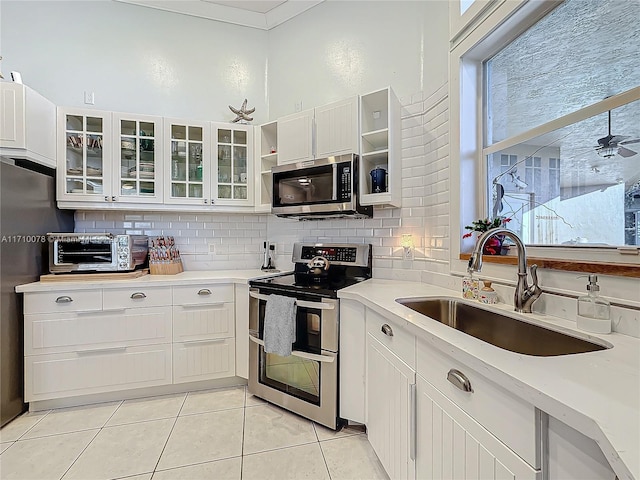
[483,0,640,247]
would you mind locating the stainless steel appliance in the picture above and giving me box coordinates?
[271,154,372,219]
[248,242,372,429]
[1,159,75,426]
[47,233,148,273]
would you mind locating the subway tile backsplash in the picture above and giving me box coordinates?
[75,84,451,280]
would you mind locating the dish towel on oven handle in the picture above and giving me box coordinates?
[263,294,297,357]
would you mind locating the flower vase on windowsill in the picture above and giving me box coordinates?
[463,217,512,256]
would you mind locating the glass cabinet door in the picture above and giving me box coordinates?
[165,120,209,204]
[214,124,252,204]
[115,114,162,203]
[63,113,108,197]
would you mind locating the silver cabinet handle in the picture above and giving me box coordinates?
[130,292,147,299]
[55,296,73,303]
[381,324,394,337]
[104,196,109,202]
[203,199,208,204]
[111,196,116,201]
[197,289,212,296]
[447,369,473,393]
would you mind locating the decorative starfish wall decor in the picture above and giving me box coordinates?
[229,99,255,123]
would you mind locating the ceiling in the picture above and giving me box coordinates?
[115,0,323,30]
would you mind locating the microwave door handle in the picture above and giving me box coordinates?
[249,291,335,310]
[332,163,337,201]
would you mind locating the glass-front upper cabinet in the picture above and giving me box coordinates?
[164,118,211,206]
[57,108,112,203]
[113,113,163,204]
[212,122,253,206]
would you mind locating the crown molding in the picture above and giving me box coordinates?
[114,0,324,30]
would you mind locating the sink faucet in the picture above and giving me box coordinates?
[468,228,542,313]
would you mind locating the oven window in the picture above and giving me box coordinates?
[260,352,320,405]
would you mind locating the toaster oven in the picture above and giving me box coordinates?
[47,233,149,273]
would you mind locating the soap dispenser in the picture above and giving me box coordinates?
[576,274,611,334]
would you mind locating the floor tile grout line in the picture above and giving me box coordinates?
[240,387,248,480]
[242,439,323,458]
[150,393,189,475]
[58,427,102,480]
[317,436,334,480]
[2,408,52,443]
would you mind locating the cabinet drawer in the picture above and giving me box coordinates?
[366,308,415,369]
[25,343,172,402]
[173,303,234,342]
[25,306,172,355]
[173,338,235,384]
[103,286,172,310]
[24,290,102,314]
[417,339,539,469]
[172,284,234,305]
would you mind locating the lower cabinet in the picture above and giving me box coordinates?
[25,344,172,402]
[366,333,416,480]
[416,375,540,480]
[173,338,235,384]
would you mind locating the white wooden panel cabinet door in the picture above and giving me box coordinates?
[339,299,366,424]
[172,303,234,342]
[0,82,25,149]
[315,96,358,158]
[366,334,416,480]
[25,344,172,402]
[172,338,235,383]
[416,375,540,480]
[277,109,314,165]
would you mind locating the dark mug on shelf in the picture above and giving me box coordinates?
[370,166,387,194]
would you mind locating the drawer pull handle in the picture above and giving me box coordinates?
[130,292,147,299]
[55,296,73,304]
[198,289,212,296]
[447,369,473,393]
[381,324,394,337]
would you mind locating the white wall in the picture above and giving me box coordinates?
[0,1,270,123]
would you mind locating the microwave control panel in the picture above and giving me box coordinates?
[339,164,351,201]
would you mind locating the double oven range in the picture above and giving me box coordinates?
[248,243,371,430]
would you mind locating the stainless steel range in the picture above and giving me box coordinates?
[248,242,372,430]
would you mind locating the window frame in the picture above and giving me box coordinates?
[449,0,640,280]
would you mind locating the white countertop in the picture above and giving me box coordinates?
[15,269,287,293]
[338,279,639,480]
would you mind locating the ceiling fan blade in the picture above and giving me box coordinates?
[618,146,637,158]
[620,138,640,146]
[609,135,630,145]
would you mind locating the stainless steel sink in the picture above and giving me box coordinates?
[396,297,609,356]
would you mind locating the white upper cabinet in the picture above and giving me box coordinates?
[277,108,314,165]
[212,122,253,206]
[113,113,163,204]
[276,95,359,166]
[0,82,57,168]
[315,96,359,158]
[164,118,211,206]
[359,87,401,207]
[255,121,278,212]
[57,107,113,203]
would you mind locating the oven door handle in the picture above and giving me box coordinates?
[248,335,335,363]
[249,291,335,310]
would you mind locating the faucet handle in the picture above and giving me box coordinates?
[530,264,539,287]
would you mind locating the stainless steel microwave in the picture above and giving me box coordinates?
[47,233,148,273]
[271,154,372,219]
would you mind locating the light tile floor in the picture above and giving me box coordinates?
[0,386,389,480]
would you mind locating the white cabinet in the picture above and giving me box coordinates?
[315,96,359,158]
[57,107,113,203]
[112,112,164,204]
[339,299,366,424]
[171,284,236,383]
[23,285,173,402]
[255,121,278,212]
[366,333,416,480]
[277,108,314,165]
[359,87,401,207]
[416,375,539,480]
[164,118,211,206]
[212,122,253,206]
[0,82,57,168]
[276,96,359,166]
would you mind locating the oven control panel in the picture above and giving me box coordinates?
[300,246,357,263]
[293,243,371,267]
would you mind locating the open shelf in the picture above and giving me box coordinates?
[362,128,389,152]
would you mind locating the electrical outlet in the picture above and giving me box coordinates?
[84,91,95,105]
[295,101,303,112]
[208,243,216,253]
[373,110,381,120]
